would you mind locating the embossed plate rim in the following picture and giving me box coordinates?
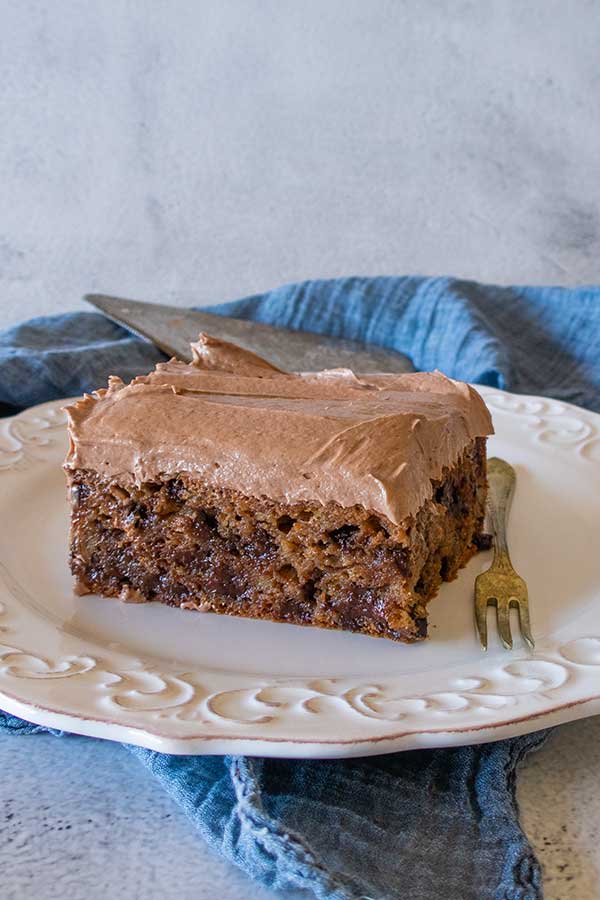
[1,388,599,757]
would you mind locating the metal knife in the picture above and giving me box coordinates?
[84,293,413,373]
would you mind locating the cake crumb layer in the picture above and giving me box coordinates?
[68,437,487,643]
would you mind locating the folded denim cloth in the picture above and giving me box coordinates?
[2,275,599,899]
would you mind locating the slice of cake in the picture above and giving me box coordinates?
[65,334,493,642]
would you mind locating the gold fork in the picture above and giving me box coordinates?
[475,457,534,651]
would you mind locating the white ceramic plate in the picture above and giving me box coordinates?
[1,388,599,757]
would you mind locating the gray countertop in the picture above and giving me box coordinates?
[2,1,600,898]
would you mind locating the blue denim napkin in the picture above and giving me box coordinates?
[2,275,600,899]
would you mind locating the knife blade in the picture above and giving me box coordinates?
[84,293,414,373]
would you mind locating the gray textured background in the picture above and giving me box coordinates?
[2,1,600,899]
[2,0,600,333]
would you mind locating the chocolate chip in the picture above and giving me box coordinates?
[474,531,493,551]
[328,524,359,549]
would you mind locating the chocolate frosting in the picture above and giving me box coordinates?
[65,335,493,524]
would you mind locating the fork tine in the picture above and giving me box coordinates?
[496,601,513,650]
[514,598,535,650]
[474,592,488,651]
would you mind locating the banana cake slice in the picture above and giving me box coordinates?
[65,334,493,642]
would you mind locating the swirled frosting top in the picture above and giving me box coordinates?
[65,334,493,524]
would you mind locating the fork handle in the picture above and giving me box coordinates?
[487,457,516,567]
